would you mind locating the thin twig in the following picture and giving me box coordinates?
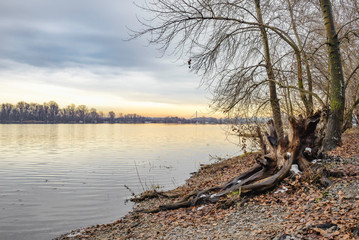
[134,160,145,191]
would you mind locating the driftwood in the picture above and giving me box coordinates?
[131,190,180,202]
[135,111,330,213]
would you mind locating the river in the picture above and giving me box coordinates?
[0,124,241,240]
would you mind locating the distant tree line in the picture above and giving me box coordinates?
[0,101,101,124]
[0,101,231,124]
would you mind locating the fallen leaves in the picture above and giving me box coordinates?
[56,128,359,240]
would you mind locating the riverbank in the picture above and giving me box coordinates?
[56,128,359,240]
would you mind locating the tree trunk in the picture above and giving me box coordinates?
[254,0,284,140]
[320,0,345,150]
[287,0,314,116]
[305,54,314,114]
[295,52,312,116]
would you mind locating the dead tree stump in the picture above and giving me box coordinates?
[135,111,330,213]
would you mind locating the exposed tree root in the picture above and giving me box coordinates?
[134,111,333,213]
[131,190,181,202]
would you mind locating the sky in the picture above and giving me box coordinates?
[0,0,212,118]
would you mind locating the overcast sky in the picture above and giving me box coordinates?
[0,0,211,117]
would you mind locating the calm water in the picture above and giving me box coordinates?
[0,124,240,240]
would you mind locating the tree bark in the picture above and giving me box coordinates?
[320,0,345,150]
[295,52,313,116]
[254,0,284,140]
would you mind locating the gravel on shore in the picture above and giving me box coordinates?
[55,128,359,240]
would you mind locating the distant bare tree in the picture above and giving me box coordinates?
[1,103,14,123]
[109,111,116,123]
[16,101,29,123]
[64,104,76,123]
[76,105,89,123]
[89,108,99,123]
[47,101,59,123]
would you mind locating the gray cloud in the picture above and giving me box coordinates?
[0,0,154,68]
[0,0,208,113]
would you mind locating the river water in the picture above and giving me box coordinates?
[0,124,240,240]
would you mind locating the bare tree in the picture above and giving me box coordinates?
[319,0,346,150]
[285,0,314,116]
[109,111,116,123]
[333,0,359,130]
[16,101,30,123]
[76,105,89,123]
[47,101,59,123]
[132,0,289,136]
[1,103,14,123]
[89,108,99,123]
[130,0,356,212]
[131,0,351,136]
[254,0,284,138]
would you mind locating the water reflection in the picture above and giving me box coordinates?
[0,124,240,240]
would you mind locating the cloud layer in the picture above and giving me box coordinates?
[0,0,209,117]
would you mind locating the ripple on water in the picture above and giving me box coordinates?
[0,124,242,240]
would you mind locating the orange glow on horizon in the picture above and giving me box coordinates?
[97,105,223,119]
